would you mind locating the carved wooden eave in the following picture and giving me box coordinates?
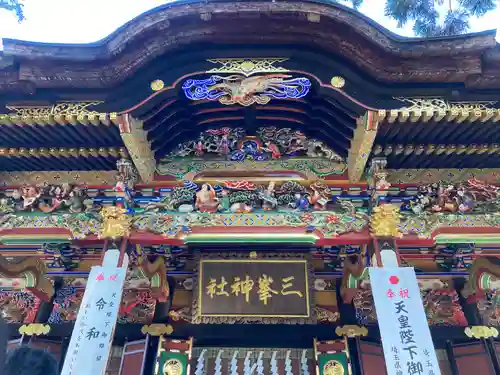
[0,103,119,127]
[376,98,500,125]
[373,144,500,157]
[0,0,499,93]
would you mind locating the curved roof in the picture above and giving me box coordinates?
[0,0,499,94]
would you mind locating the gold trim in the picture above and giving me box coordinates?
[378,98,500,124]
[386,168,500,184]
[197,259,310,319]
[18,324,51,336]
[2,102,119,126]
[0,147,127,159]
[206,58,289,77]
[348,112,378,182]
[0,171,118,186]
[374,144,500,157]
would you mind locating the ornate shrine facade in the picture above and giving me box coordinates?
[0,1,500,375]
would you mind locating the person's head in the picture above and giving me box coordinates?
[3,346,58,375]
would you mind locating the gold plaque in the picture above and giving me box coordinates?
[163,358,183,375]
[323,359,345,375]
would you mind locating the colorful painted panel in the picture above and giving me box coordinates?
[422,289,468,326]
[0,291,40,323]
[48,285,84,323]
[167,127,342,162]
[477,291,500,326]
[182,75,311,106]
[118,290,155,324]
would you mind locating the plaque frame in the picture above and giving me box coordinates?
[192,252,316,324]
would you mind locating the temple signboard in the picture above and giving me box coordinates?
[61,250,127,375]
[369,267,441,375]
[193,254,314,324]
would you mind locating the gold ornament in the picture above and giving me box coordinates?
[141,324,174,336]
[323,360,345,375]
[335,325,368,338]
[99,206,131,239]
[164,359,183,375]
[465,326,499,339]
[330,76,345,89]
[18,324,51,336]
[206,58,289,77]
[370,204,402,238]
[151,80,165,91]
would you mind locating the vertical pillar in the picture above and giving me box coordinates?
[61,248,129,375]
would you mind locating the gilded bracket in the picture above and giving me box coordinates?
[118,114,156,183]
[347,111,379,182]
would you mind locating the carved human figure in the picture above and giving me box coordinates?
[263,141,281,159]
[261,181,277,210]
[19,186,41,211]
[195,184,219,213]
[308,182,330,210]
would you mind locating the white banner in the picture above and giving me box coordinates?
[369,267,441,375]
[61,263,126,375]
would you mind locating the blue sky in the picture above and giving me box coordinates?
[0,0,498,44]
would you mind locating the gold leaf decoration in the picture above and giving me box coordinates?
[99,206,131,239]
[335,325,368,338]
[464,326,499,339]
[18,324,51,336]
[206,58,289,77]
[151,80,165,91]
[141,324,174,336]
[330,76,345,89]
[370,204,402,238]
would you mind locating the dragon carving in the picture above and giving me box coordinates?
[182,74,311,106]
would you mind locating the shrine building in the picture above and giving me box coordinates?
[0,1,500,375]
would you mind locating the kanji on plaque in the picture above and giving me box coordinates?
[369,267,441,375]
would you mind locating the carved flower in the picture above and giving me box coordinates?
[326,215,340,224]
[300,213,313,223]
